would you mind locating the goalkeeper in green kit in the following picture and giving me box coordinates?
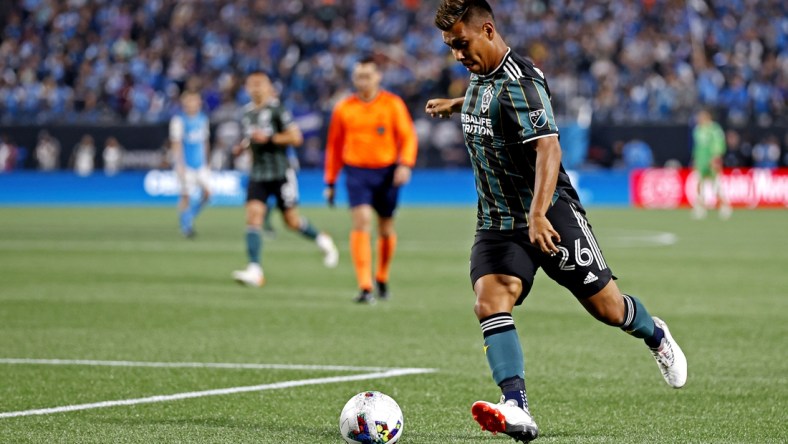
[691,109,732,220]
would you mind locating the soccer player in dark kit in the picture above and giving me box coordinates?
[425,1,687,442]
[232,72,338,287]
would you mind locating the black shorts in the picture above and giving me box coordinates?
[469,197,614,303]
[246,169,299,210]
[345,165,400,217]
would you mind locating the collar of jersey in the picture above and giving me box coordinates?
[476,47,512,80]
[247,99,277,110]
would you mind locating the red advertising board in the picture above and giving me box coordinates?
[631,168,788,208]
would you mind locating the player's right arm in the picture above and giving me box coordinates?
[323,104,346,206]
[425,97,464,118]
[232,137,250,157]
[233,113,253,156]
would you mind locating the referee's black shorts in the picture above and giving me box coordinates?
[469,197,614,304]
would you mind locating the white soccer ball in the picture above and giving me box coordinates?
[339,391,404,444]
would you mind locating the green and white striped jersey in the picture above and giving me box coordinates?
[460,49,579,230]
[241,100,294,182]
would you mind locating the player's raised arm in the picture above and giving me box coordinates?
[425,97,464,118]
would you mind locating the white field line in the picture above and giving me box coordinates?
[0,367,436,419]
[596,230,678,248]
[0,358,392,372]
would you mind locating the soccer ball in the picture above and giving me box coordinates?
[339,391,403,444]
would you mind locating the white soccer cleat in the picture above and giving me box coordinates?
[232,263,264,287]
[471,398,539,443]
[650,317,687,388]
[316,233,339,268]
[719,204,732,220]
[691,206,707,220]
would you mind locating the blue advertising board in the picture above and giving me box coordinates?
[0,169,630,207]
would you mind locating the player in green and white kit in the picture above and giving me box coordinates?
[426,1,687,441]
[692,109,731,219]
[232,72,338,287]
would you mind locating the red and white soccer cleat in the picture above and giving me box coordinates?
[472,397,539,443]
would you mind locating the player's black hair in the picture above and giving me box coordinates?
[357,55,377,66]
[246,70,270,79]
[434,0,495,31]
[179,89,200,99]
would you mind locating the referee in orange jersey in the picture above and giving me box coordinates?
[324,57,418,303]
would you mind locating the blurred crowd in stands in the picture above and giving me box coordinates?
[0,0,786,173]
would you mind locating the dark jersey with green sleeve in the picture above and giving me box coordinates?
[460,49,580,231]
[241,100,294,182]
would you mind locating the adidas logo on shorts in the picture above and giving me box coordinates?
[583,272,598,285]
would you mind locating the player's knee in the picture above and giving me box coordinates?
[473,275,521,319]
[378,226,395,238]
[352,215,372,231]
[474,299,505,319]
[246,209,264,227]
[473,294,517,319]
[351,206,373,231]
[284,217,300,230]
[585,295,625,326]
[597,306,625,326]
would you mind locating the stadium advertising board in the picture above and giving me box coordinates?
[631,168,788,208]
[0,170,631,206]
[143,170,244,204]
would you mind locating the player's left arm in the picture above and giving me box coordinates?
[271,124,303,147]
[271,107,303,147]
[203,119,211,169]
[169,115,186,177]
[529,135,562,255]
[392,96,418,186]
[500,76,561,254]
[711,125,726,172]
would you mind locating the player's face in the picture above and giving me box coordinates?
[442,19,496,75]
[246,74,272,103]
[352,63,381,95]
[182,95,201,115]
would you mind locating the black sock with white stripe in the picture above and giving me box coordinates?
[480,312,516,337]
[620,294,664,347]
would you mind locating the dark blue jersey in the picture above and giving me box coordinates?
[461,49,579,230]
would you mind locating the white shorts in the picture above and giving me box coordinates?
[177,167,211,195]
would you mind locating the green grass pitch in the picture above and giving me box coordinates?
[0,205,786,443]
